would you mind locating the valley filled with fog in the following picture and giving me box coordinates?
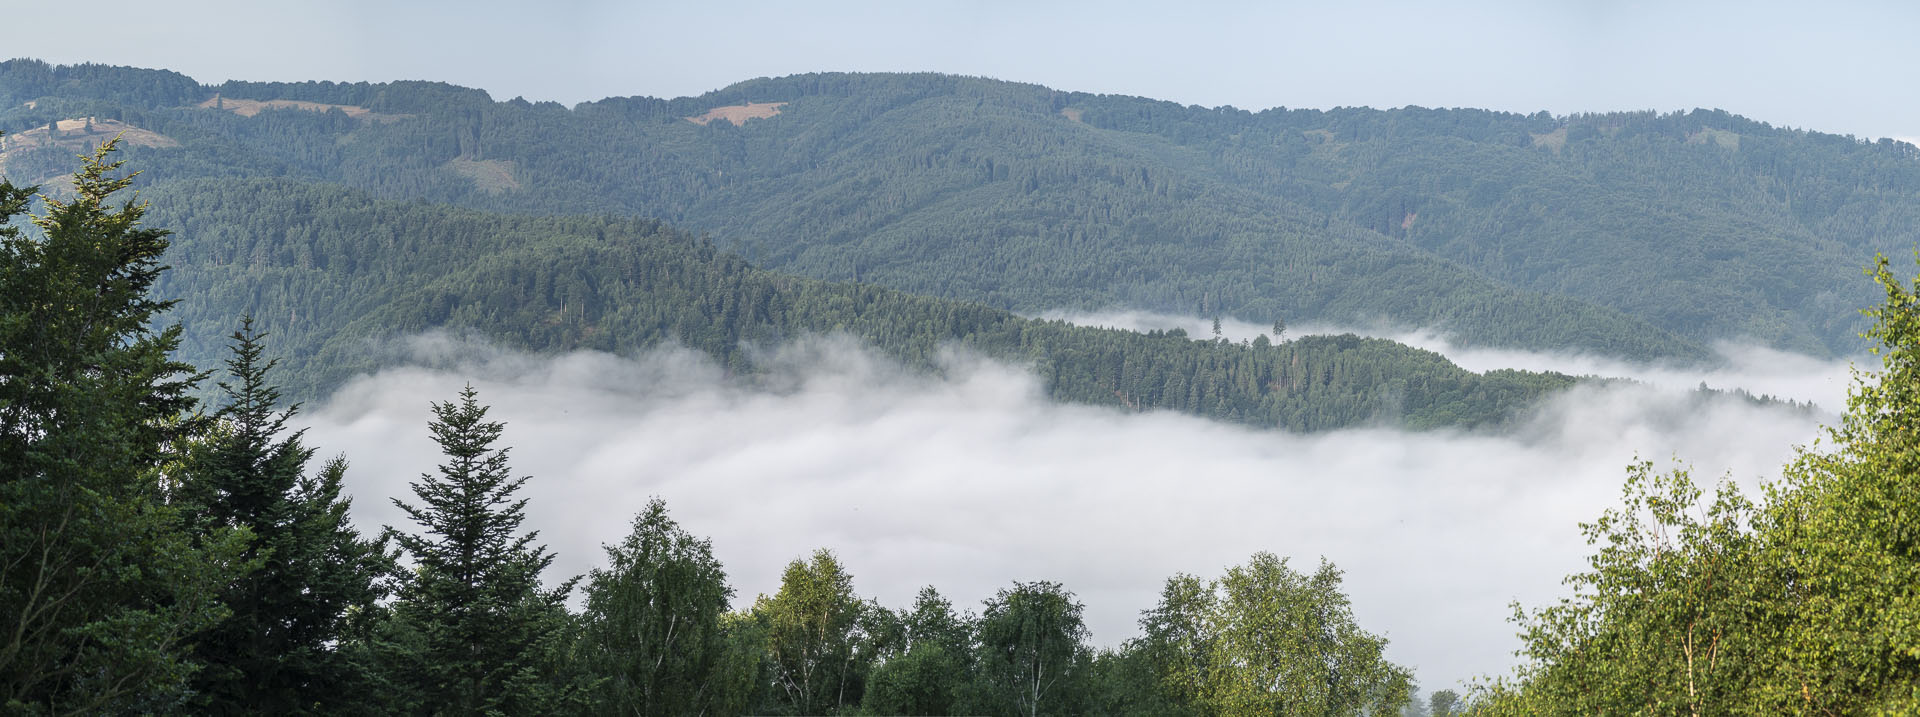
[11,7,1920,711]
[301,322,1852,690]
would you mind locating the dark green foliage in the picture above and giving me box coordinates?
[0,58,202,109]
[16,62,1920,715]
[865,641,972,715]
[862,587,977,716]
[139,179,1577,433]
[708,613,771,716]
[32,61,1875,432]
[578,498,739,715]
[0,140,252,713]
[175,317,392,713]
[372,386,586,715]
[1088,641,1204,717]
[16,63,1917,359]
[974,581,1094,717]
[0,130,1443,716]
[1120,574,1215,716]
[1016,99,1920,357]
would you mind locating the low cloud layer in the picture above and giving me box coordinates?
[301,327,1839,691]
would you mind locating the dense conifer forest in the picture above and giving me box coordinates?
[0,146,1420,713]
[140,177,1578,432]
[6,144,1919,715]
[9,59,1920,362]
[4,58,1919,714]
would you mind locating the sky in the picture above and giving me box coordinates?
[8,0,1920,141]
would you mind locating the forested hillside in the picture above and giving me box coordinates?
[9,56,1919,713]
[142,177,1574,432]
[10,60,1915,359]
[0,148,1424,714]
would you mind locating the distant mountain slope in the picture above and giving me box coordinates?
[140,178,1575,432]
[5,60,1914,359]
[1062,98,1920,355]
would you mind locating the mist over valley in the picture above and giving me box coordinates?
[299,328,1837,691]
[5,7,1920,710]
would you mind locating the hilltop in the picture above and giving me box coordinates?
[2,59,1914,429]
[9,61,1916,361]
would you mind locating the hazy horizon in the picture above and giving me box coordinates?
[8,0,1919,143]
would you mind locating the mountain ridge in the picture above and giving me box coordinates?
[5,59,1916,365]
[139,176,1583,432]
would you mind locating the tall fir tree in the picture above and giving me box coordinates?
[373,385,585,715]
[177,317,392,713]
[0,139,252,713]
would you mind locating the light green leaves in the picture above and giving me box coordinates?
[1138,553,1412,717]
[1481,257,1920,715]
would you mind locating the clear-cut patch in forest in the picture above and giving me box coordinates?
[195,95,411,122]
[1686,127,1741,150]
[1530,126,1567,150]
[0,117,176,152]
[446,157,520,194]
[0,118,177,182]
[683,101,787,126]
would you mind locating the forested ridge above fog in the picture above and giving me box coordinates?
[8,52,1920,715]
[140,177,1580,433]
[8,59,1916,361]
[6,143,1917,712]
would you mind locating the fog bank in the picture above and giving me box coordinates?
[302,330,1833,691]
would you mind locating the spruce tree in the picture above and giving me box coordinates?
[374,386,584,715]
[0,139,252,712]
[178,317,392,713]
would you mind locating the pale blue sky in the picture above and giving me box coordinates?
[11,0,1918,140]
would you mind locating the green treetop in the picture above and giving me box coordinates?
[579,497,742,715]
[175,317,392,713]
[1478,255,1920,714]
[371,386,585,715]
[753,548,875,715]
[0,140,252,713]
[1134,554,1411,717]
[975,580,1096,717]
